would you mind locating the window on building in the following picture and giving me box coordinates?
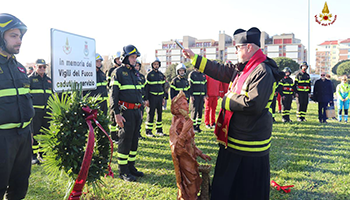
[274,39,282,44]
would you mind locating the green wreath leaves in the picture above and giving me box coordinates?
[34,86,111,196]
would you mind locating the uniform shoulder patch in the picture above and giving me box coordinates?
[17,66,25,73]
[33,78,39,82]
[122,71,128,76]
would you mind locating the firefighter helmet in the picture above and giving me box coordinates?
[136,60,142,70]
[176,63,186,75]
[95,53,103,61]
[0,13,27,53]
[283,67,292,73]
[121,45,140,65]
[151,58,161,69]
[111,51,122,65]
[300,61,308,69]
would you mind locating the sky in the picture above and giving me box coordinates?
[4,0,350,69]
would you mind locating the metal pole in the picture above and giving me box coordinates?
[308,0,311,73]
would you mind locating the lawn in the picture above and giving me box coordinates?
[26,100,350,200]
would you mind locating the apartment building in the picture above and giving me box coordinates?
[155,32,306,72]
[264,33,307,64]
[315,39,350,74]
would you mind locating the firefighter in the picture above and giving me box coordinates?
[107,51,122,89]
[144,59,166,137]
[84,53,108,116]
[278,67,296,122]
[294,62,311,121]
[135,60,146,139]
[0,13,34,199]
[170,63,190,100]
[29,59,53,164]
[188,67,207,133]
[110,44,144,182]
[107,51,122,143]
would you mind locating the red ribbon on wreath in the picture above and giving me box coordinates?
[271,180,294,193]
[68,106,114,200]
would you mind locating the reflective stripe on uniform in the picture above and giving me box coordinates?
[29,89,52,94]
[170,85,190,91]
[112,80,142,90]
[146,80,165,85]
[150,91,164,95]
[0,118,32,130]
[33,105,45,109]
[96,81,108,87]
[227,136,271,152]
[0,87,30,98]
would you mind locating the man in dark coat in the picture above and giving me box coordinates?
[183,27,283,200]
[313,73,334,123]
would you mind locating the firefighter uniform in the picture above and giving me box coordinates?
[188,70,207,132]
[88,69,108,115]
[29,66,53,161]
[278,75,296,122]
[0,14,34,199]
[110,45,143,181]
[135,61,146,139]
[269,85,278,122]
[295,65,311,121]
[170,75,190,100]
[144,67,166,136]
[0,53,34,198]
[107,60,121,143]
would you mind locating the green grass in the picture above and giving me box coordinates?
[26,100,350,199]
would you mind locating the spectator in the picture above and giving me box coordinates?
[313,73,334,123]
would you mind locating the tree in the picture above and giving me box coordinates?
[336,61,350,76]
[164,62,193,82]
[333,60,350,75]
[272,57,299,73]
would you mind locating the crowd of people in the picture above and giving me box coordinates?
[1,13,349,200]
[270,62,349,124]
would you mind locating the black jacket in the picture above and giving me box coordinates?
[29,72,52,112]
[192,54,283,156]
[110,64,143,115]
[188,70,207,96]
[170,76,190,100]
[0,54,34,134]
[84,68,108,99]
[145,69,166,100]
[313,78,334,103]
[277,76,296,96]
[295,71,311,93]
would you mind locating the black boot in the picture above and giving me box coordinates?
[119,165,136,182]
[196,125,202,133]
[193,125,198,133]
[129,161,144,177]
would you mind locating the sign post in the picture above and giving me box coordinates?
[51,29,96,92]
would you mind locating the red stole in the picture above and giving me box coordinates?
[214,49,266,146]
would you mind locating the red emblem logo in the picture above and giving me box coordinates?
[17,67,25,73]
[315,2,337,26]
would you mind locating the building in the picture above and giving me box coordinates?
[155,31,306,73]
[315,39,350,74]
[264,33,307,64]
